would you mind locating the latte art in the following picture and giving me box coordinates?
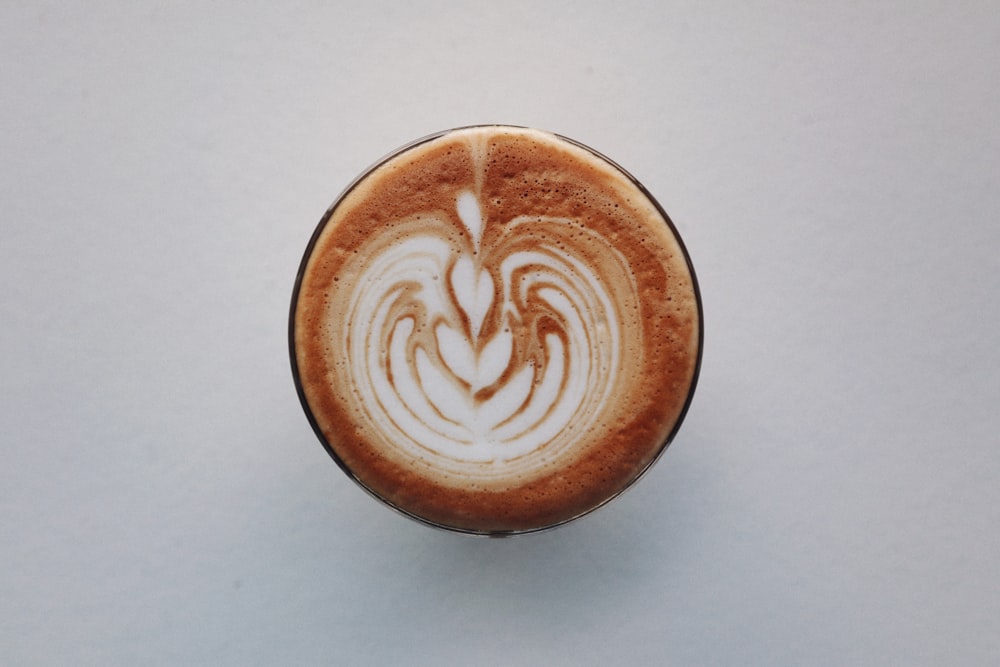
[292,126,701,533]
[341,188,635,474]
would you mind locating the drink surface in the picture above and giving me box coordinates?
[292,126,701,533]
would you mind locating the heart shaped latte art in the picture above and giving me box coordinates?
[339,187,636,480]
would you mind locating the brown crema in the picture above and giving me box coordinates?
[291,126,701,534]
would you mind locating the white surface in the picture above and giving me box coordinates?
[2,2,999,665]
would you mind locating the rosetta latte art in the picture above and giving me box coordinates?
[294,125,701,531]
[338,189,637,479]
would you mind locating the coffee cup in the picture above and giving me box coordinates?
[290,125,702,534]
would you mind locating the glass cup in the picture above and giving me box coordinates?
[290,125,703,536]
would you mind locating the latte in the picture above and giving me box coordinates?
[291,126,702,534]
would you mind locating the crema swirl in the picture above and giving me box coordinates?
[292,126,701,533]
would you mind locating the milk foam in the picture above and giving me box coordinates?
[295,125,701,529]
[339,188,633,475]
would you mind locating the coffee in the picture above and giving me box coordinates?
[291,126,701,534]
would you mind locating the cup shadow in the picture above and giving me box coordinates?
[373,436,716,619]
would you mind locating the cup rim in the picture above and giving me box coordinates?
[288,124,704,536]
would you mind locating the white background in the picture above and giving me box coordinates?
[3,2,999,664]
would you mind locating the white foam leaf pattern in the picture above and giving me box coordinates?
[479,362,534,431]
[456,190,484,248]
[387,316,471,443]
[476,328,512,391]
[435,323,512,392]
[450,256,493,340]
[490,333,564,441]
[340,189,633,473]
[435,322,475,386]
[415,346,473,426]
